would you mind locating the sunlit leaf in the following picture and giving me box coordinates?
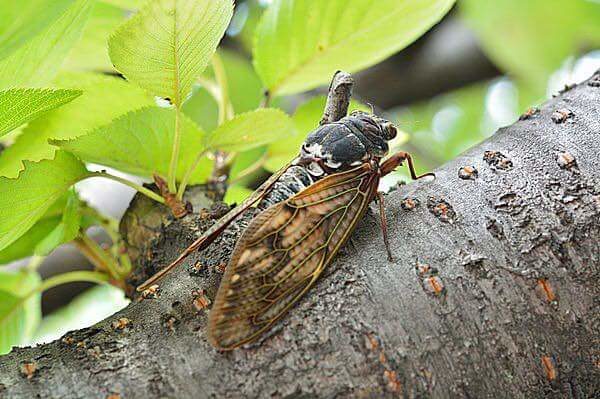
[0,88,82,138]
[206,108,295,153]
[264,96,369,172]
[0,73,153,178]
[53,106,211,183]
[0,0,92,89]
[64,1,128,71]
[100,0,146,9]
[0,270,41,355]
[0,0,74,60]
[108,0,234,106]
[253,0,455,96]
[0,194,69,265]
[460,0,600,91]
[0,151,88,251]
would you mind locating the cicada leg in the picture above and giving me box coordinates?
[380,151,435,180]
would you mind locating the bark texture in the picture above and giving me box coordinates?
[1,71,600,399]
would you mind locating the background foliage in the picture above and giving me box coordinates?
[0,0,598,355]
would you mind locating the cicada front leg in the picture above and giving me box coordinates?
[380,151,435,180]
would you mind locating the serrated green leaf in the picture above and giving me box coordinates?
[264,96,369,172]
[32,284,128,345]
[0,270,41,355]
[206,108,295,153]
[0,88,82,138]
[108,0,234,106]
[460,0,600,91]
[0,0,92,89]
[34,190,82,256]
[253,0,455,96]
[64,2,129,71]
[0,151,88,251]
[0,0,74,60]
[53,106,211,183]
[0,73,153,178]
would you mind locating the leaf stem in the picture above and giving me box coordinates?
[176,150,208,200]
[168,106,182,194]
[86,171,165,204]
[210,53,234,184]
[26,255,45,272]
[38,270,110,293]
[75,234,126,280]
[196,76,220,103]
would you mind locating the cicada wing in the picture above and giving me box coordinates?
[137,162,293,292]
[208,164,379,350]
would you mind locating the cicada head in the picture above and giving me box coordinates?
[298,110,398,175]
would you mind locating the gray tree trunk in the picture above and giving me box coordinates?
[1,71,599,399]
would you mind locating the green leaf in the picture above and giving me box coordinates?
[0,73,153,178]
[100,0,146,9]
[0,0,92,89]
[54,106,212,183]
[0,216,61,265]
[0,88,82,139]
[0,151,88,251]
[108,0,234,106]
[0,194,71,265]
[183,50,263,132]
[253,0,455,96]
[64,1,129,71]
[0,0,74,60]
[224,184,253,205]
[32,284,128,345]
[460,0,600,91]
[229,146,268,187]
[0,270,41,355]
[264,96,369,172]
[206,108,295,153]
[34,190,82,256]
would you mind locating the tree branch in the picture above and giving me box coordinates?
[1,71,599,398]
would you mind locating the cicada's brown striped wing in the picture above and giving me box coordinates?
[137,162,293,292]
[207,163,379,350]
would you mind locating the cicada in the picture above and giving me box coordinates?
[138,110,433,350]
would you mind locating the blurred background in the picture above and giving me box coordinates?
[4,0,600,345]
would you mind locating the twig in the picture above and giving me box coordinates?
[320,70,354,125]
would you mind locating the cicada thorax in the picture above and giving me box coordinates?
[254,111,398,211]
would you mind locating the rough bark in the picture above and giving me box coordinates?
[1,71,600,399]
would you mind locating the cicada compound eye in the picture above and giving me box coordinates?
[383,123,397,141]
